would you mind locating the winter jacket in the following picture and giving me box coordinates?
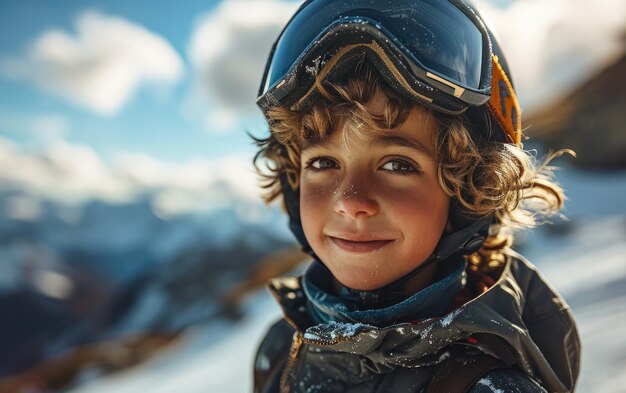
[253,250,580,393]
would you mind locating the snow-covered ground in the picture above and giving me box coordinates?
[528,217,626,393]
[69,291,283,393]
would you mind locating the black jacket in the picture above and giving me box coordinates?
[254,251,580,392]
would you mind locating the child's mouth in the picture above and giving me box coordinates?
[328,236,394,253]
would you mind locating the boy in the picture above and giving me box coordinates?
[252,0,580,392]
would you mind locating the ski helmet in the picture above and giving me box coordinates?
[257,0,521,260]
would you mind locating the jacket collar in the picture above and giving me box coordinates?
[301,257,466,326]
[268,250,580,393]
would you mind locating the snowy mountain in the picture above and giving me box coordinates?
[0,187,295,380]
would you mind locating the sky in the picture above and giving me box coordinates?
[0,0,624,215]
[0,0,300,163]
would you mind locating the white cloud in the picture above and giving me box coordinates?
[0,11,184,115]
[0,137,263,219]
[114,153,258,194]
[0,138,135,205]
[186,0,299,132]
[0,112,71,144]
[475,0,626,113]
[115,152,260,217]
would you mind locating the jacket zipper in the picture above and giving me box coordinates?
[279,330,358,392]
[280,331,303,393]
[280,330,348,393]
[268,280,356,391]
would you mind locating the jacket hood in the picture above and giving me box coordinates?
[268,250,580,393]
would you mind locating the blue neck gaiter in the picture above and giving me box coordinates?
[302,256,467,327]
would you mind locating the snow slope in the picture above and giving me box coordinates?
[69,291,282,393]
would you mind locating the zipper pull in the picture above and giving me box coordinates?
[289,332,303,358]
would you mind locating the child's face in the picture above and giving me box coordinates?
[299,92,450,291]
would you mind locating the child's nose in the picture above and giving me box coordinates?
[333,178,379,219]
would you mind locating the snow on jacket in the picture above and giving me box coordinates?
[253,250,580,393]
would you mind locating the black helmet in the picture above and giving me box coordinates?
[257,0,521,262]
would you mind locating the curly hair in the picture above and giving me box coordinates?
[253,55,570,272]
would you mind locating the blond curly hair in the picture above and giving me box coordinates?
[253,56,569,272]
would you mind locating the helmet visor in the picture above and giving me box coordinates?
[259,0,488,99]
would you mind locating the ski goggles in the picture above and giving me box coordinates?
[257,0,521,145]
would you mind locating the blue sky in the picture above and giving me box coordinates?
[0,0,293,163]
[0,0,623,217]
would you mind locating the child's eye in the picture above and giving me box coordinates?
[380,159,417,174]
[306,157,338,170]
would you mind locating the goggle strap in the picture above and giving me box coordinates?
[293,42,435,110]
[487,55,522,145]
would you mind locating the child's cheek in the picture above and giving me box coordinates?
[375,176,450,234]
[375,176,430,206]
[300,170,340,201]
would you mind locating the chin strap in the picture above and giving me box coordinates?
[434,215,492,260]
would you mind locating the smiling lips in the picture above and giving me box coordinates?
[328,235,394,253]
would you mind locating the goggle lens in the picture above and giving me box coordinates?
[261,0,486,97]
